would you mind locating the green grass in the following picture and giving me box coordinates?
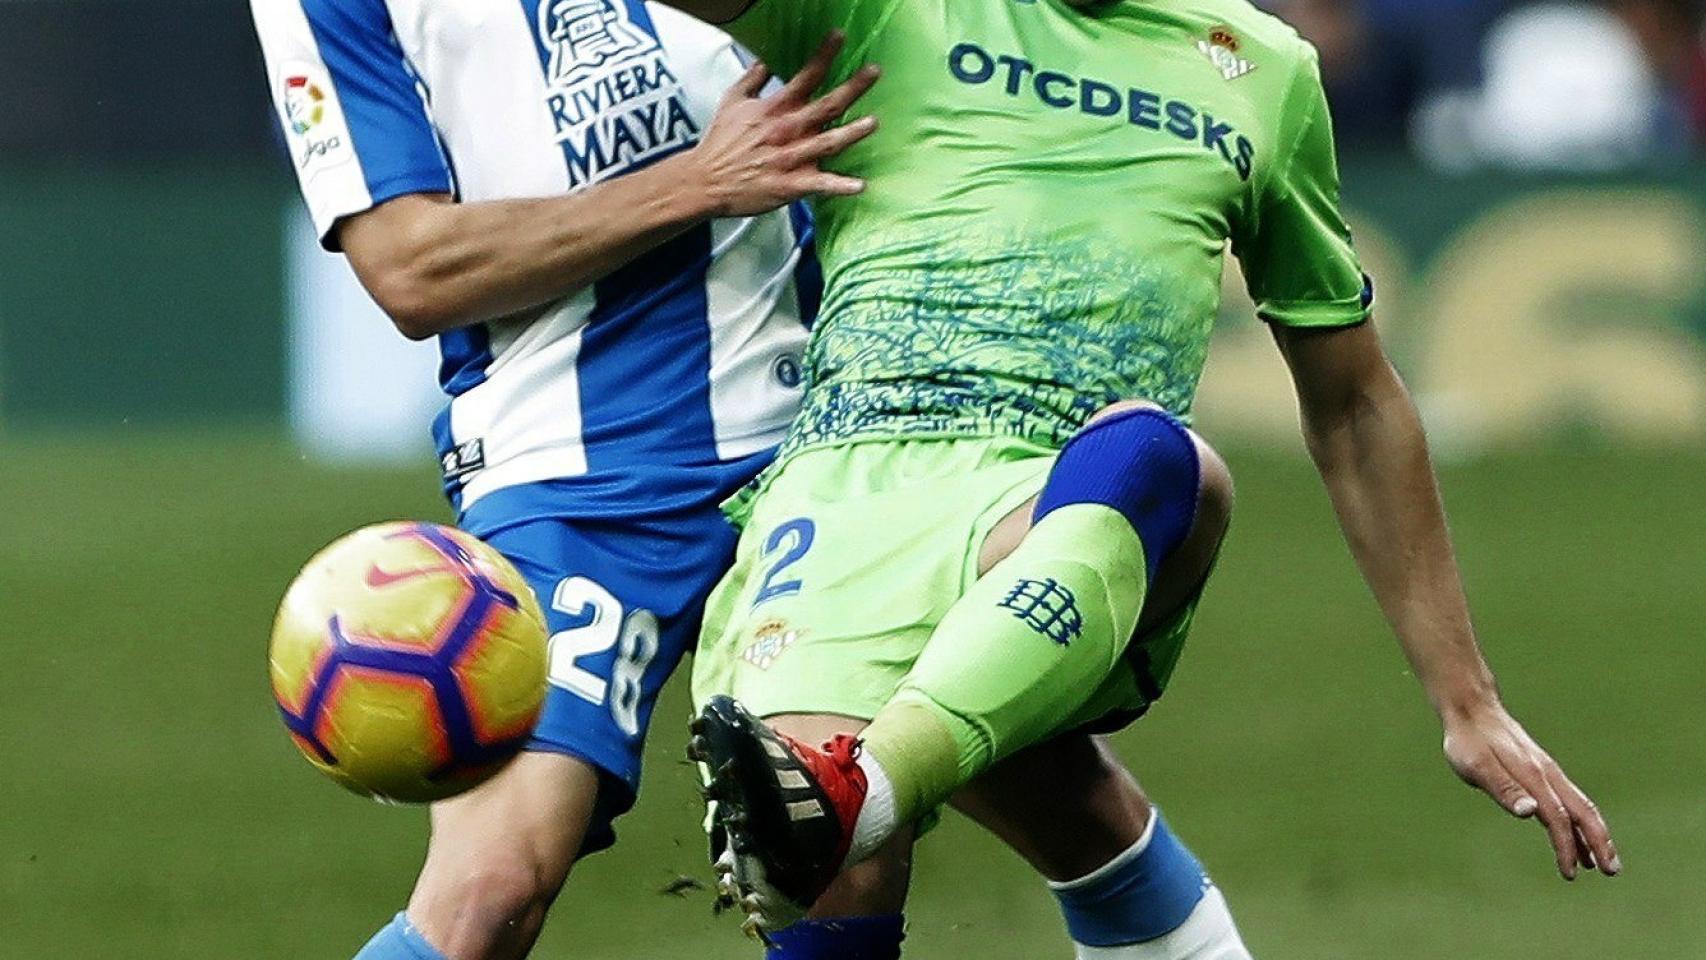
[2,432,1702,958]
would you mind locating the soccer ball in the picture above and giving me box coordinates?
[269,521,548,803]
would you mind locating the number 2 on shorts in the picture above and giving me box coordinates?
[547,577,659,737]
[753,517,815,607]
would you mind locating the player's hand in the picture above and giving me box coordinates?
[1441,699,1620,880]
[687,31,880,218]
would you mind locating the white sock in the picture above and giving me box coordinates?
[1072,887,1252,960]
[843,752,898,867]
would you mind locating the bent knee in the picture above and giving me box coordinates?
[1087,402,1235,544]
[1190,436,1234,538]
[1041,403,1207,579]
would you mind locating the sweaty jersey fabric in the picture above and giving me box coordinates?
[725,0,1370,461]
[252,0,818,521]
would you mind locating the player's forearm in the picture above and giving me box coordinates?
[1300,363,1500,718]
[346,155,718,339]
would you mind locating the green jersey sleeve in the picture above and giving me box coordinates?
[1234,43,1371,329]
[726,0,898,80]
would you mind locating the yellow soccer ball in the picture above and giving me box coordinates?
[270,521,548,803]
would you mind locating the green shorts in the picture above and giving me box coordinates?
[691,436,1203,735]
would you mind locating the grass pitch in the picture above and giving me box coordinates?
[1,432,1701,959]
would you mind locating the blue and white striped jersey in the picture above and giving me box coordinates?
[252,0,817,524]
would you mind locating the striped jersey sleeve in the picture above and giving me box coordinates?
[251,0,454,248]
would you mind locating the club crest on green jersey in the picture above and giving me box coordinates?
[1198,27,1256,82]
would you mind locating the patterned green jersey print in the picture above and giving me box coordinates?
[783,229,1210,459]
[735,0,1370,456]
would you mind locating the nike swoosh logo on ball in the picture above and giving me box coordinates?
[364,565,442,589]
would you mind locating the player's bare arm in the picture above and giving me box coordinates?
[339,33,875,339]
[1272,319,1620,881]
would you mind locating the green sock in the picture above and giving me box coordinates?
[859,504,1147,826]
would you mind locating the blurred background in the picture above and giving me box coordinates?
[0,0,1702,957]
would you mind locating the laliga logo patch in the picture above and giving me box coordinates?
[283,75,325,134]
[280,63,351,177]
[1198,27,1256,82]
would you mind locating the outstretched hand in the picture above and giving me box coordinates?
[1442,700,1620,880]
[687,31,880,219]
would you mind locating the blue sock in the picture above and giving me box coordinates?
[354,913,449,960]
[1049,812,1210,947]
[765,915,906,960]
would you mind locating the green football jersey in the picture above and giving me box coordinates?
[733,0,1370,456]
